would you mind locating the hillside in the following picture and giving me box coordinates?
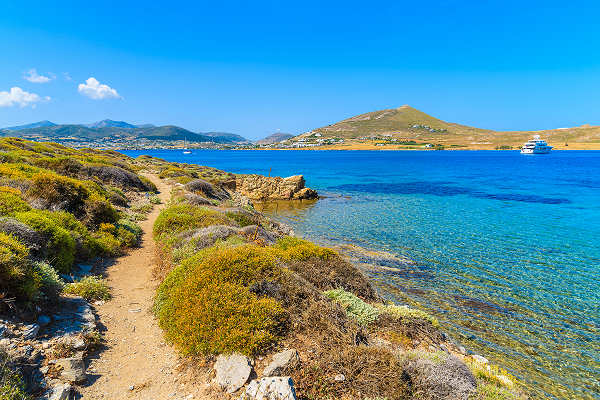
[256,132,294,144]
[4,120,57,131]
[0,122,249,146]
[296,105,600,150]
[87,119,138,129]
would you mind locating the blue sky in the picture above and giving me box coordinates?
[1,0,600,139]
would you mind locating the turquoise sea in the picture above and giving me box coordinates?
[123,149,600,399]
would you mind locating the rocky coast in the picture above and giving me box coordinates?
[0,138,524,400]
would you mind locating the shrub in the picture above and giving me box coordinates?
[139,176,158,192]
[33,261,64,302]
[185,179,228,200]
[155,244,286,356]
[0,350,27,400]
[273,236,336,261]
[26,172,89,214]
[403,354,477,400]
[226,211,258,227]
[0,233,41,302]
[287,255,377,300]
[293,346,409,400]
[81,165,148,191]
[149,195,162,204]
[34,156,83,176]
[0,218,43,253]
[153,205,233,238]
[14,210,76,273]
[83,193,119,228]
[324,288,379,327]
[376,304,439,327]
[0,188,30,216]
[64,276,111,301]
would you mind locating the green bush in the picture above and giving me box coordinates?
[33,261,64,301]
[64,276,111,301]
[83,193,119,227]
[155,244,286,356]
[376,304,439,327]
[0,188,30,216]
[0,233,41,302]
[0,350,27,400]
[149,195,162,204]
[153,204,233,237]
[274,236,336,261]
[324,288,380,327]
[26,172,89,214]
[226,211,258,227]
[14,210,76,273]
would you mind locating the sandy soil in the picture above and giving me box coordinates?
[77,175,215,400]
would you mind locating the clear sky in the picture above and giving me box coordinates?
[1,0,599,139]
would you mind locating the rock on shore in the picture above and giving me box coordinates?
[234,175,318,200]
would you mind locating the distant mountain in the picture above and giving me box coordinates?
[202,132,250,143]
[87,119,137,129]
[0,120,249,145]
[4,120,57,131]
[256,132,295,144]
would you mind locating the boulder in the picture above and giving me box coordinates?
[263,349,299,377]
[214,353,253,393]
[235,175,318,201]
[52,357,87,383]
[244,377,297,400]
[48,383,71,400]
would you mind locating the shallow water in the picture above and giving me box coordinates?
[122,149,600,399]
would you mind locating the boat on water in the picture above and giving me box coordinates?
[520,135,552,154]
[182,137,192,154]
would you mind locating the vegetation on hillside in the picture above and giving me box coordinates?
[0,138,159,306]
[299,105,600,149]
[153,170,525,399]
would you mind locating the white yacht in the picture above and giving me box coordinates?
[182,137,192,154]
[520,135,552,154]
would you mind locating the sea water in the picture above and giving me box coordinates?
[122,149,600,399]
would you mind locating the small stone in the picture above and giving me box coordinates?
[23,323,40,340]
[129,385,135,391]
[41,366,50,374]
[471,355,489,365]
[458,346,467,355]
[334,374,345,382]
[213,353,253,393]
[52,357,87,383]
[439,344,449,353]
[441,332,449,341]
[0,323,7,338]
[129,308,142,313]
[38,315,52,327]
[49,383,72,400]
[263,349,300,377]
[244,376,297,400]
[72,338,86,351]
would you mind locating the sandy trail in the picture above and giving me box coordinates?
[78,175,210,400]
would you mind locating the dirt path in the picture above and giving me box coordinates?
[78,175,210,400]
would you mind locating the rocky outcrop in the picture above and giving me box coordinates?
[234,175,318,201]
[243,377,297,400]
[214,353,253,393]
